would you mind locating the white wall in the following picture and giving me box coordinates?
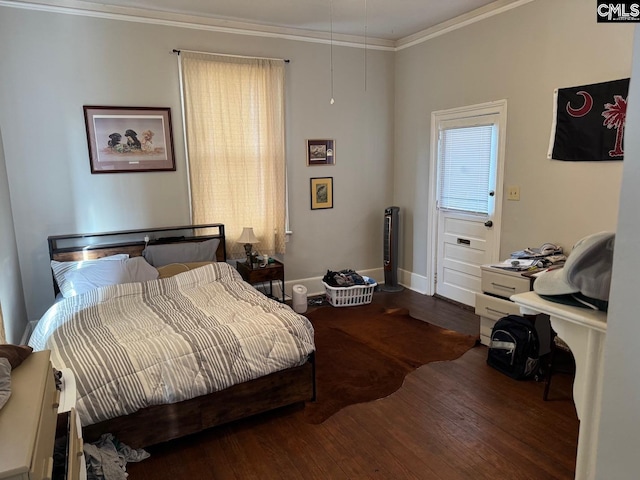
[595,25,640,479]
[0,127,28,343]
[393,0,633,280]
[0,6,395,322]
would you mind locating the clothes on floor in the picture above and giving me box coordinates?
[84,433,150,480]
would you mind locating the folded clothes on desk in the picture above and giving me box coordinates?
[490,259,541,271]
[511,243,563,259]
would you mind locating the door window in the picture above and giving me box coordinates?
[437,115,499,218]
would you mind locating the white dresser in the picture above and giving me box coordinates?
[0,351,83,480]
[475,265,533,345]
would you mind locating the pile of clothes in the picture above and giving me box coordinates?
[322,269,366,287]
[84,433,150,480]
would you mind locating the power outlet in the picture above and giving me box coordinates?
[507,186,520,201]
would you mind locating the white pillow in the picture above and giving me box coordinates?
[63,257,159,297]
[51,254,129,298]
[142,238,220,267]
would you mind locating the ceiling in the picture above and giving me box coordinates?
[12,0,526,45]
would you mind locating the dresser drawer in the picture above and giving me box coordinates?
[481,269,531,299]
[66,408,84,480]
[475,293,522,321]
[476,293,524,346]
[479,317,497,346]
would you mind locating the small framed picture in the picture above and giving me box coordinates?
[84,106,176,173]
[306,139,335,166]
[310,177,334,210]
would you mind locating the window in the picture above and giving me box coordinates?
[179,52,287,258]
[437,114,500,216]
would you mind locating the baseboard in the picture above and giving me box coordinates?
[398,268,429,294]
[20,320,39,345]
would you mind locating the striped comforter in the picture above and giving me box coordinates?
[29,262,315,427]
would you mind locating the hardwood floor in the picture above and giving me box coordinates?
[126,289,578,479]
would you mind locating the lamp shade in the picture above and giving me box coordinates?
[237,227,259,245]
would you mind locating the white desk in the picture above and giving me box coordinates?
[511,291,607,480]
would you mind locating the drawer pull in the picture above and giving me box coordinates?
[490,282,516,291]
[52,389,61,409]
[486,307,510,317]
[457,238,471,245]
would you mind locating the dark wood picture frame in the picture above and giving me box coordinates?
[84,106,176,173]
[306,139,335,165]
[310,177,334,210]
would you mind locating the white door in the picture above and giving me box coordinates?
[430,101,507,307]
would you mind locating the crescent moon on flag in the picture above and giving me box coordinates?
[566,91,593,117]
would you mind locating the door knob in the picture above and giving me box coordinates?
[489,191,495,197]
[484,220,493,227]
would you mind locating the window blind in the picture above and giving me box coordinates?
[438,124,494,215]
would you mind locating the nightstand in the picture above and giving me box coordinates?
[236,259,285,302]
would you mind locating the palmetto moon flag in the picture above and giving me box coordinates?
[548,78,629,161]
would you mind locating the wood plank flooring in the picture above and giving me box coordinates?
[126,289,578,479]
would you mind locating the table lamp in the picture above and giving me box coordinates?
[237,227,259,267]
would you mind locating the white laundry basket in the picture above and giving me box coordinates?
[322,276,377,307]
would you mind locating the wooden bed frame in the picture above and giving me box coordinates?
[47,224,316,448]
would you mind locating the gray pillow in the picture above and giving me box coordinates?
[0,358,11,410]
[142,238,220,267]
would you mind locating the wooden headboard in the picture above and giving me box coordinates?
[47,223,226,294]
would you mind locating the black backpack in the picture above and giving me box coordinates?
[487,315,540,380]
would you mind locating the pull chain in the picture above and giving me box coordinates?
[330,0,335,104]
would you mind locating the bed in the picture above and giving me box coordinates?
[28,224,316,448]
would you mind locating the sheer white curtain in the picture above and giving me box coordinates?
[180,52,286,258]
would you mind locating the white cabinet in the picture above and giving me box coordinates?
[0,351,58,480]
[0,352,84,480]
[475,265,533,346]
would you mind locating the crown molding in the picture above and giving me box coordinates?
[0,0,395,50]
[396,0,536,50]
[1,0,533,52]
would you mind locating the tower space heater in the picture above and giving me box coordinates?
[380,206,404,292]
